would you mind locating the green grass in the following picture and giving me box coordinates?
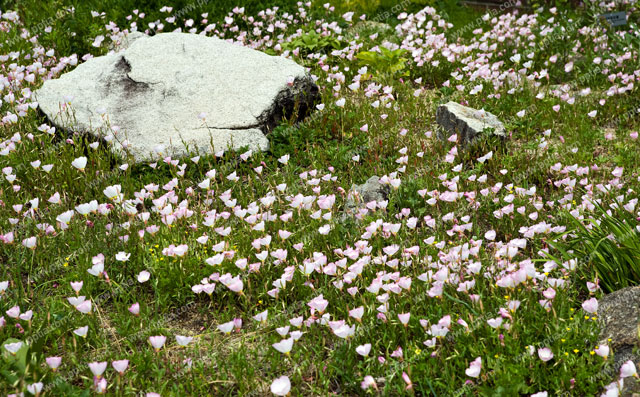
[0,0,639,395]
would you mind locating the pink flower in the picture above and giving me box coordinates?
[70,281,83,294]
[226,277,244,294]
[272,338,294,354]
[75,300,92,314]
[270,375,291,396]
[137,270,151,283]
[46,356,62,371]
[595,345,609,359]
[218,321,235,334]
[361,375,377,390]
[128,303,140,315]
[538,347,553,362]
[465,357,482,378]
[112,359,129,374]
[356,344,371,357]
[612,167,624,178]
[88,361,107,377]
[564,61,574,72]
[148,335,166,351]
[6,306,20,318]
[542,288,556,300]
[581,298,598,314]
[621,360,637,378]
[402,372,413,390]
[27,382,44,395]
[349,307,364,321]
[95,377,107,394]
[487,317,502,328]
[398,313,411,326]
[307,295,328,314]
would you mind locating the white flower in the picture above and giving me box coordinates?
[272,337,294,354]
[356,344,371,356]
[115,252,130,262]
[538,347,554,362]
[621,360,638,378]
[137,270,151,283]
[4,341,23,354]
[88,361,107,377]
[270,376,291,396]
[103,185,123,203]
[176,335,193,346]
[465,357,482,378]
[278,154,290,164]
[27,382,43,395]
[217,321,235,334]
[71,156,87,170]
[73,326,89,337]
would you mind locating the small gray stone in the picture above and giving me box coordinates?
[34,32,319,162]
[344,176,389,215]
[436,101,505,145]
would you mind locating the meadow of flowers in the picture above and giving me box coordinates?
[1,0,640,395]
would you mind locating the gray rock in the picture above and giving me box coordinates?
[344,176,389,215]
[599,286,640,395]
[34,32,319,162]
[436,101,506,145]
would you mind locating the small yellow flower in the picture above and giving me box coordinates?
[561,339,566,343]
[585,316,590,320]
[63,262,68,267]
[566,327,571,331]
[570,308,574,312]
[592,316,597,321]
[590,351,595,355]
[544,272,549,276]
[504,295,510,299]
[415,348,422,355]
[569,317,574,320]
[494,354,499,358]
[573,349,579,353]
[564,352,569,356]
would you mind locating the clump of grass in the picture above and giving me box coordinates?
[551,199,640,293]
